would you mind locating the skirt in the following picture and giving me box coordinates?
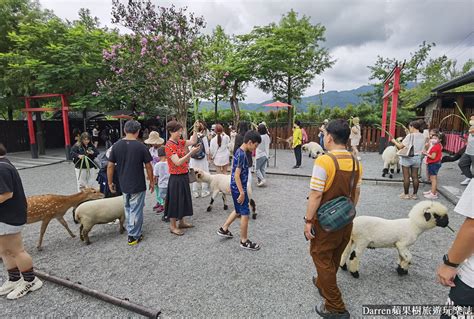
[165,173,193,219]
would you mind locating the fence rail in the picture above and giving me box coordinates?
[267,125,406,152]
[431,108,473,132]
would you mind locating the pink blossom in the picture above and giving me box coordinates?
[220,80,226,86]
[91,92,99,96]
[224,71,230,77]
[155,45,162,52]
[141,47,147,56]
[141,37,148,46]
[151,35,160,42]
[116,68,124,75]
[162,57,168,65]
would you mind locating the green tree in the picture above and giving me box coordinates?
[248,10,333,127]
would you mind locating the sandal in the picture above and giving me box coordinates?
[240,239,261,251]
[399,193,411,200]
[178,223,194,229]
[410,194,418,200]
[170,229,184,236]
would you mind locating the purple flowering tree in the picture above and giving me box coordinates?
[98,0,205,129]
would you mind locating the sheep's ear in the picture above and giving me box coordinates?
[424,211,431,221]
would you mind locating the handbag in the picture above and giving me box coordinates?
[396,134,415,157]
[188,168,197,183]
[317,153,359,232]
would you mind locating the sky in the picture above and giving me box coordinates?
[40,0,474,103]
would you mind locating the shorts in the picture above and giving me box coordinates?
[400,155,421,168]
[0,222,24,236]
[231,190,250,216]
[158,187,167,200]
[427,162,442,176]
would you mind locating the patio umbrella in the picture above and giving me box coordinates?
[263,101,293,167]
[111,114,133,138]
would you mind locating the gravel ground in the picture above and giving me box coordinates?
[0,161,464,318]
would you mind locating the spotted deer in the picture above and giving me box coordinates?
[27,188,104,250]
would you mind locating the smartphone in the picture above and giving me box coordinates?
[304,225,316,241]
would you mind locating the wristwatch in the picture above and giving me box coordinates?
[443,254,459,268]
[304,216,313,224]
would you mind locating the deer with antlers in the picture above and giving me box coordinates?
[27,188,104,250]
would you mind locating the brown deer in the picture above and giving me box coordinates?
[27,188,104,250]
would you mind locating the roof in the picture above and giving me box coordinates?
[431,70,474,93]
[415,96,435,109]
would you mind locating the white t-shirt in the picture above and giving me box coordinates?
[465,133,474,156]
[256,134,271,159]
[153,161,170,189]
[210,134,230,166]
[454,179,474,288]
[402,132,425,155]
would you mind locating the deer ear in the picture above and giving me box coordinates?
[424,212,431,222]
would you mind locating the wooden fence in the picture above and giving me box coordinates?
[267,125,406,152]
[431,108,473,132]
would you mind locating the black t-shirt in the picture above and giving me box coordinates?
[0,158,27,226]
[108,140,152,194]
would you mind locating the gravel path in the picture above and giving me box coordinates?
[0,161,464,318]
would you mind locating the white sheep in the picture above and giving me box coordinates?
[340,201,449,278]
[194,169,257,219]
[74,196,125,245]
[302,142,324,159]
[381,137,403,178]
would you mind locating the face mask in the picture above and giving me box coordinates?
[430,138,439,144]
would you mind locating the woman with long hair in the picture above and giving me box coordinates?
[256,124,271,186]
[210,124,231,174]
[70,132,99,191]
[164,121,201,236]
[190,120,211,197]
[392,120,425,200]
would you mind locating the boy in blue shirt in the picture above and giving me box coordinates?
[217,131,262,251]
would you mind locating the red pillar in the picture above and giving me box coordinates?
[25,98,38,158]
[60,94,72,160]
[381,82,389,138]
[389,67,401,139]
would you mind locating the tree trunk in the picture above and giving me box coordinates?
[7,105,13,120]
[230,81,240,128]
[214,94,218,123]
[176,102,188,139]
[287,76,293,129]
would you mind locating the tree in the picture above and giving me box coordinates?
[0,0,53,119]
[202,25,232,122]
[0,7,119,119]
[248,10,333,126]
[104,0,206,131]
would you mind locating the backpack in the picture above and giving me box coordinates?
[191,136,206,160]
[302,128,308,144]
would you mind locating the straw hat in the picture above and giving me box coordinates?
[144,131,164,145]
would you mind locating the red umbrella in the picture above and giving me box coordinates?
[264,101,293,167]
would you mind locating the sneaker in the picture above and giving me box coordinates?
[153,203,160,210]
[193,192,200,198]
[161,215,169,222]
[240,239,261,251]
[6,277,43,300]
[201,191,210,198]
[155,205,164,214]
[217,227,233,238]
[461,178,471,186]
[424,192,439,199]
[423,190,432,195]
[257,181,263,187]
[357,156,361,161]
[0,280,21,296]
[292,165,300,169]
[315,301,350,318]
[128,236,138,246]
[399,193,411,200]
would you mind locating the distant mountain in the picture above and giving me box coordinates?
[200,84,376,112]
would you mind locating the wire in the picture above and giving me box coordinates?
[444,30,474,56]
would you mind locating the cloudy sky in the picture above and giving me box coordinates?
[40,0,473,102]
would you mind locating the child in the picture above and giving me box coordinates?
[423,132,443,199]
[145,131,165,210]
[153,147,170,216]
[217,131,262,251]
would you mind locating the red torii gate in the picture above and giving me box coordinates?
[21,93,71,159]
[379,62,403,153]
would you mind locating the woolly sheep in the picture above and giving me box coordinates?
[302,142,325,159]
[74,196,125,245]
[381,137,403,178]
[340,200,449,278]
[194,169,257,219]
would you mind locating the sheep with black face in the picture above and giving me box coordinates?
[381,137,403,178]
[340,201,449,278]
